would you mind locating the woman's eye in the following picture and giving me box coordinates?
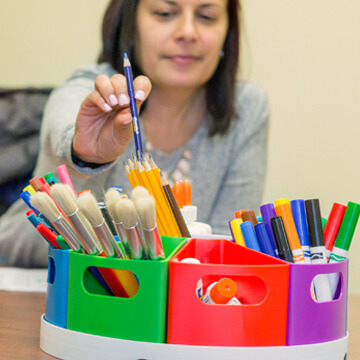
[154,11,174,18]
[197,13,216,22]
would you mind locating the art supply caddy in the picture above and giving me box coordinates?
[39,222,350,359]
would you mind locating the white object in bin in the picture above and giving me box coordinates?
[181,205,212,235]
[180,258,203,299]
[40,316,349,360]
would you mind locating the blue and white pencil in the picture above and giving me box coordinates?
[123,52,144,162]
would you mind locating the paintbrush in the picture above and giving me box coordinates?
[51,183,100,255]
[77,191,124,258]
[104,188,129,257]
[117,198,147,259]
[30,191,81,251]
[135,195,165,260]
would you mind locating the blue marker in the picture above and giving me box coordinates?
[254,222,279,258]
[20,190,39,214]
[240,221,261,252]
[290,199,311,264]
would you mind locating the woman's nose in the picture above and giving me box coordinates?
[174,14,199,42]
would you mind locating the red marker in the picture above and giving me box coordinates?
[323,203,346,261]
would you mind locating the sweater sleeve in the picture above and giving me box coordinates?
[207,83,270,235]
[38,63,117,178]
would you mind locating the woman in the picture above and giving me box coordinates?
[0,0,269,266]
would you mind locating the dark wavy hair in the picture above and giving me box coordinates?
[98,0,241,136]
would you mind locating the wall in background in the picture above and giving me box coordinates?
[1,0,359,294]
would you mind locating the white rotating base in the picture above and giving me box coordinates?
[40,315,348,360]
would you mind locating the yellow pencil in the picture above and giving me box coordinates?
[128,158,140,187]
[143,159,181,237]
[137,162,169,235]
[124,162,136,188]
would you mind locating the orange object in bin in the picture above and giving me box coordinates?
[167,238,290,347]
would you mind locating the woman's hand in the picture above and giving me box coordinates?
[72,73,151,164]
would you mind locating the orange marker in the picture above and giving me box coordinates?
[275,203,305,263]
[234,210,246,219]
[172,181,184,208]
[182,180,192,206]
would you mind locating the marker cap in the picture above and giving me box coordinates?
[241,210,258,226]
[209,278,237,304]
[305,199,325,248]
[323,202,346,251]
[334,201,360,251]
[270,216,293,263]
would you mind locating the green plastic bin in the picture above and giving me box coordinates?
[67,236,186,343]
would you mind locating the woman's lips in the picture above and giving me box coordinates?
[167,55,200,65]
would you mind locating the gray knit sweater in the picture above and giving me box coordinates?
[0,63,269,267]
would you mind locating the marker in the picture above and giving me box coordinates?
[234,210,246,219]
[44,172,58,185]
[241,210,258,226]
[259,203,278,254]
[20,190,39,214]
[228,218,245,246]
[254,222,279,258]
[270,216,293,262]
[323,202,347,261]
[329,201,360,298]
[290,199,311,264]
[275,203,305,263]
[305,199,332,302]
[275,198,290,207]
[240,221,261,252]
[57,164,76,195]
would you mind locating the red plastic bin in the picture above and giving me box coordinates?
[167,238,290,346]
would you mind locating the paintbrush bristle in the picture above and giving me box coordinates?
[135,195,157,230]
[116,198,138,229]
[131,186,149,202]
[30,191,61,222]
[50,183,77,216]
[104,188,123,223]
[76,191,104,227]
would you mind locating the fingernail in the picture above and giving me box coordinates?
[104,103,112,112]
[109,94,118,106]
[135,90,145,102]
[119,93,130,106]
[123,117,133,125]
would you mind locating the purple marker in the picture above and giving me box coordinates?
[260,203,279,256]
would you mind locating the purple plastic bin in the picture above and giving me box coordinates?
[287,260,348,345]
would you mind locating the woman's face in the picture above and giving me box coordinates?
[135,0,229,90]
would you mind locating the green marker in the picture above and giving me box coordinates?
[329,201,360,298]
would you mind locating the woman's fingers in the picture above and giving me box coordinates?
[133,75,152,104]
[81,90,113,114]
[94,74,119,109]
[110,74,130,107]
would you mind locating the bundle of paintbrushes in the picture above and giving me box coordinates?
[20,164,181,298]
[124,155,191,238]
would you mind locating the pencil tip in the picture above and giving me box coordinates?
[123,53,130,66]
